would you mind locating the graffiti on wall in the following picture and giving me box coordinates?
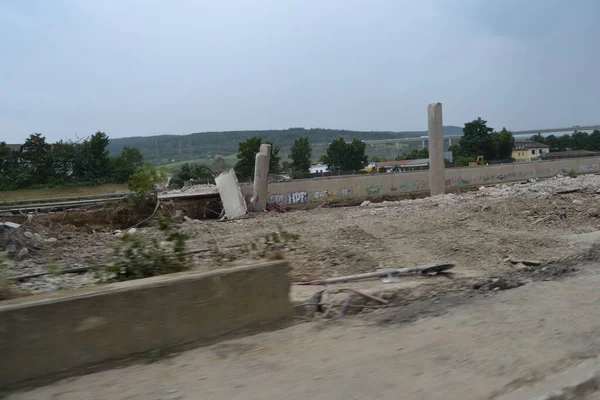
[445,178,470,186]
[339,187,352,197]
[267,194,286,204]
[288,191,308,204]
[390,180,428,192]
[314,190,333,200]
[365,184,382,195]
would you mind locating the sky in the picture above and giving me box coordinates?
[1,0,600,143]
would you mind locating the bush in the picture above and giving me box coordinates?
[107,219,189,281]
[127,163,163,207]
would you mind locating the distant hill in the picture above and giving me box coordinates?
[107,126,463,165]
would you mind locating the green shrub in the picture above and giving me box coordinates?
[107,221,189,281]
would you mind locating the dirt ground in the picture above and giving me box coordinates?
[8,263,600,400]
[4,175,600,295]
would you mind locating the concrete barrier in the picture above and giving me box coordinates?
[0,261,291,389]
[240,156,600,205]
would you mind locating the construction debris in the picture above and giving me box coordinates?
[505,258,542,266]
[214,169,247,219]
[298,263,454,285]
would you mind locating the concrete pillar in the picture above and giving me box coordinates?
[428,103,445,196]
[251,143,271,212]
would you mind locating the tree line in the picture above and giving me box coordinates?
[0,132,144,190]
[234,136,370,178]
[530,130,600,152]
[107,126,464,165]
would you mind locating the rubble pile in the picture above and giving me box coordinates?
[163,183,218,195]
[479,175,600,199]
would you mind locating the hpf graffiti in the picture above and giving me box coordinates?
[288,191,308,204]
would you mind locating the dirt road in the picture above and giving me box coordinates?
[9,263,600,400]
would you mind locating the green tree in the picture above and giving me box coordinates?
[21,133,52,185]
[127,163,163,207]
[289,137,312,177]
[557,135,572,151]
[588,130,600,151]
[456,118,495,160]
[79,131,110,181]
[0,142,19,189]
[51,140,79,182]
[370,155,387,163]
[544,135,560,151]
[169,163,214,188]
[571,131,590,150]
[234,136,281,178]
[492,128,515,159]
[111,146,144,182]
[322,138,368,171]
[530,133,545,144]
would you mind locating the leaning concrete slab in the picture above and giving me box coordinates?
[0,261,291,390]
[215,168,247,219]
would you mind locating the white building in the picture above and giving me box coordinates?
[309,163,329,173]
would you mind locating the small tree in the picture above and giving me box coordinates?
[127,163,163,207]
[289,137,312,177]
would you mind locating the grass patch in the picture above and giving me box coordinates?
[158,154,239,174]
[0,184,128,201]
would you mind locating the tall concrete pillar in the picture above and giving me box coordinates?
[251,143,271,212]
[428,103,445,196]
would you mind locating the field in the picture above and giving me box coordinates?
[0,184,128,202]
[157,154,238,173]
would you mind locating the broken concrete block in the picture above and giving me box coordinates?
[215,169,248,219]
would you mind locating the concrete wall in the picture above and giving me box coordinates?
[0,261,291,389]
[241,157,600,205]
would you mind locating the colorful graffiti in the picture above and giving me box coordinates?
[288,191,308,204]
[365,184,382,195]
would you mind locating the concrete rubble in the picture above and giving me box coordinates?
[162,183,218,195]
[214,169,248,219]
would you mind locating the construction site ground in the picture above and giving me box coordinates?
[5,175,600,297]
[9,263,600,400]
[5,175,600,398]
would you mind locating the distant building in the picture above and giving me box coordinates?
[309,163,329,173]
[512,140,550,162]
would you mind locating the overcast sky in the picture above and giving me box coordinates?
[1,0,599,143]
